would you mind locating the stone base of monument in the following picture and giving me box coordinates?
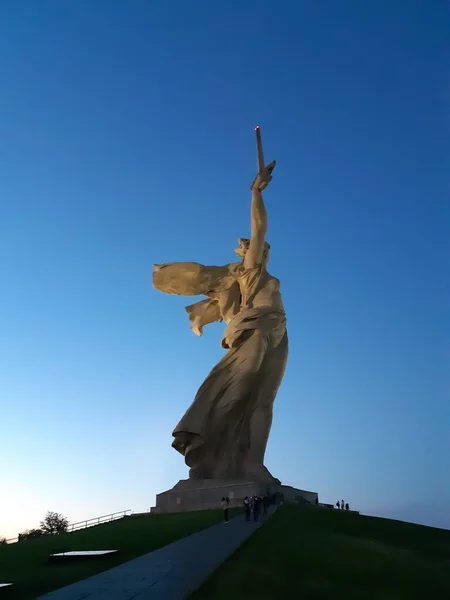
[151,478,318,513]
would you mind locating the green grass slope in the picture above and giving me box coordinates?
[0,509,234,599]
[191,505,450,600]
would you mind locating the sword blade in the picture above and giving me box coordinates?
[255,125,265,173]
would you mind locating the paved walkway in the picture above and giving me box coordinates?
[37,509,275,600]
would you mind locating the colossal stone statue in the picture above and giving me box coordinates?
[153,127,287,484]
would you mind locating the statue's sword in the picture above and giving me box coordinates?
[251,125,276,191]
[256,125,266,173]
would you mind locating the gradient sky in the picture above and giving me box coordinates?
[1,1,448,539]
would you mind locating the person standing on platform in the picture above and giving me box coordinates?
[221,497,229,523]
[243,496,251,521]
[253,496,261,522]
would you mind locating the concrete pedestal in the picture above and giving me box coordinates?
[152,478,318,513]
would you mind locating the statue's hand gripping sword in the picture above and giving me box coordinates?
[250,125,276,191]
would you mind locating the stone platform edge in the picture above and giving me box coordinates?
[152,478,318,513]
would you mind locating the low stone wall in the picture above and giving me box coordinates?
[152,479,318,514]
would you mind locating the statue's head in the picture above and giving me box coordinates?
[234,238,270,264]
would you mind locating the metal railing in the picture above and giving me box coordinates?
[3,509,132,544]
[67,509,132,533]
[5,536,18,544]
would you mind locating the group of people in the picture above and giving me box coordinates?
[243,494,279,522]
[336,499,350,511]
[221,492,286,523]
[243,495,264,522]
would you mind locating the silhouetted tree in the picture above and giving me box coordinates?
[40,511,69,535]
[18,528,43,541]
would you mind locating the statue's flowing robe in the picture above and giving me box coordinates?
[153,261,288,480]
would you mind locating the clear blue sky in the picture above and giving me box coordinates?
[1,0,448,538]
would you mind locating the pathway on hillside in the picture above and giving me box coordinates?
[37,508,275,599]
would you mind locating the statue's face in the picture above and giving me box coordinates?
[234,238,250,257]
[234,238,271,262]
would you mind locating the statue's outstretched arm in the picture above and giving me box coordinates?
[244,126,275,269]
[244,186,267,269]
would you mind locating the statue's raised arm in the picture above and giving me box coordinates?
[244,126,276,269]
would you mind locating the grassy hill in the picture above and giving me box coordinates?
[2,505,449,599]
[191,505,450,599]
[0,509,234,599]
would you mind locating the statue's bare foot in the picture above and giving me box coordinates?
[243,462,281,484]
[189,465,214,479]
[189,468,206,479]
